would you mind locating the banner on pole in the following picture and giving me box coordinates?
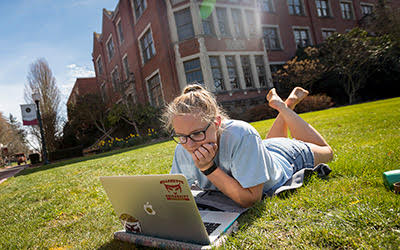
[21,104,38,126]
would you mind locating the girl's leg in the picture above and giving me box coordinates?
[267,88,333,165]
[266,87,309,139]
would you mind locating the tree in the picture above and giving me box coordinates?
[112,73,142,136]
[360,0,400,42]
[320,28,397,104]
[24,58,62,152]
[68,93,113,141]
[274,47,326,92]
[0,112,29,156]
[108,102,162,136]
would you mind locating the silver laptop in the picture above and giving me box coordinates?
[100,174,240,245]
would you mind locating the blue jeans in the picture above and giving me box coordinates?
[264,137,315,172]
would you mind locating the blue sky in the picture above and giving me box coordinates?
[0,0,118,123]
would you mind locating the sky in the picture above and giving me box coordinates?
[0,0,118,124]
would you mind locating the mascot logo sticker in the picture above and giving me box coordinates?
[160,179,189,201]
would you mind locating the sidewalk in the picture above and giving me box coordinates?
[0,164,29,184]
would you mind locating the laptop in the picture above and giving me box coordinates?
[100,174,240,246]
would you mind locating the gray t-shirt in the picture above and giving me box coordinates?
[170,120,293,193]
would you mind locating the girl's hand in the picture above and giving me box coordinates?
[191,143,218,171]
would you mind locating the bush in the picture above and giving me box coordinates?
[243,94,334,122]
[294,94,334,113]
[49,146,83,161]
[243,104,278,122]
[29,153,40,164]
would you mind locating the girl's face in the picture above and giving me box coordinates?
[172,114,221,154]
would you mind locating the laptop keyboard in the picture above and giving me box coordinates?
[204,222,221,235]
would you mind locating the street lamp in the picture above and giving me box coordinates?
[32,91,50,165]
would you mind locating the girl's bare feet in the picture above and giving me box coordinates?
[286,87,309,110]
[266,88,286,111]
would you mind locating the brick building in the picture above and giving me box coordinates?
[67,77,99,106]
[68,0,398,117]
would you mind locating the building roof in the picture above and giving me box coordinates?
[67,77,100,106]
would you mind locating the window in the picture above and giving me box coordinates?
[117,20,124,44]
[140,29,156,63]
[101,83,107,102]
[106,37,115,60]
[246,10,257,36]
[147,73,163,107]
[259,0,274,12]
[174,8,195,41]
[202,7,215,36]
[209,56,225,91]
[288,0,304,15]
[111,68,120,90]
[340,2,353,19]
[96,56,103,75]
[170,0,185,5]
[361,4,373,15]
[123,56,130,79]
[293,28,311,48]
[231,9,244,37]
[184,58,204,85]
[315,0,329,17]
[263,27,281,50]
[255,56,267,87]
[225,56,240,89]
[241,56,254,88]
[216,8,230,37]
[322,29,335,40]
[133,0,147,19]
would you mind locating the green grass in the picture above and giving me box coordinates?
[1,98,400,249]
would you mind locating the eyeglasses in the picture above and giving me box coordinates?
[172,123,212,144]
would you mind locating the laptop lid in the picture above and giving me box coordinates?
[100,174,211,245]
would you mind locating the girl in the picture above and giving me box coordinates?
[162,85,333,208]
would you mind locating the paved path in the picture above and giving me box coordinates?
[0,165,29,184]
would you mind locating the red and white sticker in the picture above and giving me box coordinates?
[160,179,189,201]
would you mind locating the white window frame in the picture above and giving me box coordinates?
[292,26,313,48]
[100,82,107,102]
[106,34,115,61]
[138,24,156,65]
[321,28,336,40]
[116,18,124,45]
[340,0,354,20]
[231,8,245,38]
[315,0,331,17]
[183,57,204,85]
[288,0,306,16]
[174,7,195,41]
[122,54,130,80]
[111,66,120,91]
[258,0,275,13]
[96,55,104,75]
[216,7,231,37]
[262,24,283,50]
[132,0,147,22]
[145,69,165,107]
[360,2,374,15]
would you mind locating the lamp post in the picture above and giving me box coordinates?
[32,91,49,165]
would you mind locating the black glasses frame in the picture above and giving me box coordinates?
[172,123,212,144]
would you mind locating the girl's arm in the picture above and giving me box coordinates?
[192,143,263,208]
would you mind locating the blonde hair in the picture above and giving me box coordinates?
[162,84,229,132]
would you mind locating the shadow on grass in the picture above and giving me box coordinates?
[98,238,155,249]
[15,138,171,178]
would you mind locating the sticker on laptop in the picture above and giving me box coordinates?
[160,179,189,201]
[119,213,142,233]
[144,202,156,215]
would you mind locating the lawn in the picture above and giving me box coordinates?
[1,97,399,249]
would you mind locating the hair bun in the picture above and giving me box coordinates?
[183,84,204,94]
